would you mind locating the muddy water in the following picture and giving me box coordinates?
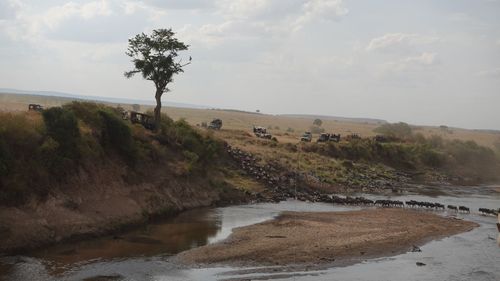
[1,189,499,281]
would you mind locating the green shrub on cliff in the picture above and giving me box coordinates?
[158,118,224,165]
[0,113,48,205]
[98,110,138,165]
[305,135,499,181]
[42,107,81,159]
[0,102,228,206]
[374,122,413,139]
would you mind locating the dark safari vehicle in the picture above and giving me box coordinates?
[208,118,222,130]
[28,104,44,112]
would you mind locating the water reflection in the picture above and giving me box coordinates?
[31,208,220,269]
[2,193,499,281]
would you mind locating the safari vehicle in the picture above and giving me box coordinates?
[330,133,341,142]
[346,133,361,140]
[253,126,272,139]
[300,132,312,142]
[28,104,44,112]
[208,118,222,130]
[317,133,341,143]
[130,111,155,130]
[317,133,330,143]
[373,135,400,143]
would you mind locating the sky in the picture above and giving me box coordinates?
[0,0,499,130]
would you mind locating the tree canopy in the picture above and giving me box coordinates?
[124,28,190,127]
[313,118,323,127]
[374,122,413,139]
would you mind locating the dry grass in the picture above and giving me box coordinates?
[1,93,499,148]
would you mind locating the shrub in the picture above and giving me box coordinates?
[63,101,106,128]
[159,118,224,165]
[98,110,137,164]
[310,126,325,134]
[0,113,47,205]
[42,107,81,159]
[374,122,413,139]
[418,147,445,167]
[427,135,444,148]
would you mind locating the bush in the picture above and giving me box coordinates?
[159,118,224,165]
[374,122,413,139]
[98,110,137,164]
[63,101,106,128]
[0,103,230,206]
[310,126,325,134]
[0,113,48,205]
[42,107,81,159]
[418,148,445,167]
[427,135,444,148]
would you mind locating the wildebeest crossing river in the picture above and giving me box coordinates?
[0,186,499,281]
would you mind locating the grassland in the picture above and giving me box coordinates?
[1,92,499,148]
[1,93,499,194]
[0,95,499,254]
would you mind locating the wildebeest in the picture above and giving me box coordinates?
[479,208,499,216]
[447,205,458,211]
[458,206,470,213]
[405,200,444,210]
[375,199,403,208]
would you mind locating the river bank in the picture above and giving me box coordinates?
[0,161,251,255]
[179,208,478,266]
[2,195,498,281]
[0,103,498,259]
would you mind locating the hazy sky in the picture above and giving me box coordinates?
[1,0,499,129]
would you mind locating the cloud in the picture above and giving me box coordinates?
[0,0,163,43]
[141,0,215,10]
[448,13,472,22]
[41,0,113,29]
[379,52,439,78]
[294,0,348,30]
[2,0,348,47]
[403,52,438,66]
[177,0,348,46]
[0,0,20,20]
[366,33,438,53]
[476,67,500,78]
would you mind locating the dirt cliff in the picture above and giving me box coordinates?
[0,158,247,254]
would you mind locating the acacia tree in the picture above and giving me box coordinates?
[313,118,323,127]
[124,28,190,128]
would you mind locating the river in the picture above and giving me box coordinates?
[1,187,499,281]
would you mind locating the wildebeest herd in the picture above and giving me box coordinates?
[226,144,499,216]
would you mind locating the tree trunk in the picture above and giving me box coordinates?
[154,88,163,130]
